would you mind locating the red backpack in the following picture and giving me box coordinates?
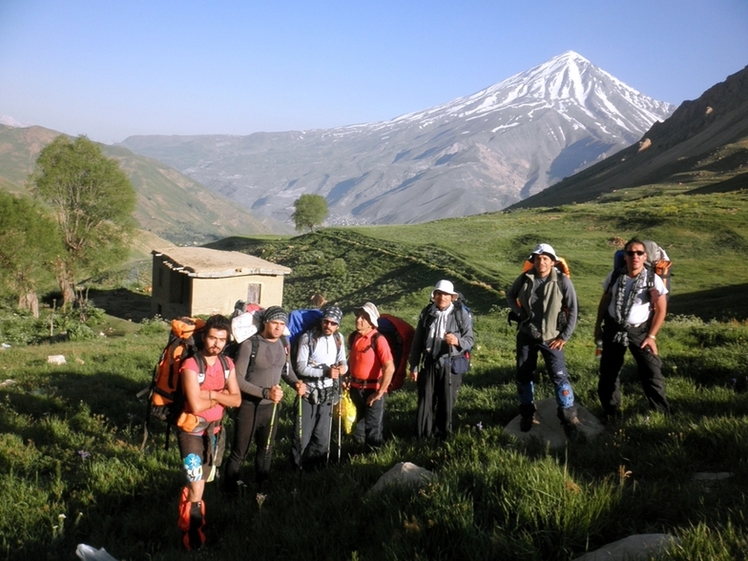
[377,314,415,392]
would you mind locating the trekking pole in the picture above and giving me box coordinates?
[297,393,303,472]
[447,353,453,436]
[265,402,277,450]
[326,381,335,465]
[337,377,342,464]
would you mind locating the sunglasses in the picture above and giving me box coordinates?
[626,250,646,257]
[322,319,339,326]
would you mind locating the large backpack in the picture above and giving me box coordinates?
[375,314,415,392]
[613,240,672,299]
[451,297,474,372]
[286,308,324,346]
[140,317,230,450]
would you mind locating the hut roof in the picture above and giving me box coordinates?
[153,247,291,278]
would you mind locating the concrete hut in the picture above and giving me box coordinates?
[151,247,292,319]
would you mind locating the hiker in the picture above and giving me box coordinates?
[177,314,241,550]
[291,305,348,470]
[594,237,671,422]
[409,280,474,439]
[506,243,580,436]
[347,302,395,449]
[223,306,305,491]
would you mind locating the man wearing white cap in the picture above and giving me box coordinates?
[347,302,395,449]
[409,280,474,439]
[506,244,580,436]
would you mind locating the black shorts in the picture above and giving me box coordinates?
[177,428,222,483]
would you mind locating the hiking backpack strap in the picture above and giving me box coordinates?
[243,335,261,380]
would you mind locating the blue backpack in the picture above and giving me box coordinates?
[286,309,324,346]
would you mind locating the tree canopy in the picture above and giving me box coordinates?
[31,135,137,305]
[0,192,63,316]
[292,194,328,232]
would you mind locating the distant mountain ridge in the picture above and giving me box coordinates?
[0,125,280,244]
[120,51,676,225]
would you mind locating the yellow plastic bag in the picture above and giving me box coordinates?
[335,388,358,435]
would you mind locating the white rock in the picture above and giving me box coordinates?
[367,461,434,497]
[76,543,119,561]
[504,397,605,449]
[571,533,679,561]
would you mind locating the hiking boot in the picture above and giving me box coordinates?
[519,403,537,432]
[520,416,539,432]
[563,417,581,440]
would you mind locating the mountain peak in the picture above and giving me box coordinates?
[0,115,29,128]
[121,52,676,226]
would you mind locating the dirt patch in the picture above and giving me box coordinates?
[88,288,153,323]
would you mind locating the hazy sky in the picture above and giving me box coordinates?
[1,0,746,144]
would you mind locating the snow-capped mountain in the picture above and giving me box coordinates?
[0,115,29,128]
[120,51,676,225]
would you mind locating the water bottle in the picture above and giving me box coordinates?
[595,340,603,360]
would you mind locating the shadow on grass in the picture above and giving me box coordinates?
[87,288,153,323]
[669,283,748,321]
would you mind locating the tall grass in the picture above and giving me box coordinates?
[2,311,748,560]
[2,192,748,560]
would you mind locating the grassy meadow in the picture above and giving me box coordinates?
[2,192,748,560]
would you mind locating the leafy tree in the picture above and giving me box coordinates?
[31,135,137,306]
[292,194,328,232]
[0,192,64,316]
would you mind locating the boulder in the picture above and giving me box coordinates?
[366,461,434,497]
[571,533,679,561]
[504,397,605,448]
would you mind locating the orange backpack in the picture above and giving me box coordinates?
[522,255,571,277]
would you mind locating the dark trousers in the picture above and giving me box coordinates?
[415,356,461,439]
[598,317,671,415]
[350,386,385,448]
[291,394,334,469]
[516,331,575,414]
[223,399,279,489]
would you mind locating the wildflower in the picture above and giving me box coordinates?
[77,450,90,459]
[476,421,484,431]
[256,493,267,509]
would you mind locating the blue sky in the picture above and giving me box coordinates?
[1,0,746,144]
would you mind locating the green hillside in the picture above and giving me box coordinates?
[211,191,748,323]
[0,125,284,245]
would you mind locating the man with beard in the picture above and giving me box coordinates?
[291,305,347,470]
[177,314,241,550]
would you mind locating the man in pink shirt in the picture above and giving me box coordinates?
[177,314,240,550]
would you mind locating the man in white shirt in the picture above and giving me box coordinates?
[292,305,347,469]
[594,238,671,422]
